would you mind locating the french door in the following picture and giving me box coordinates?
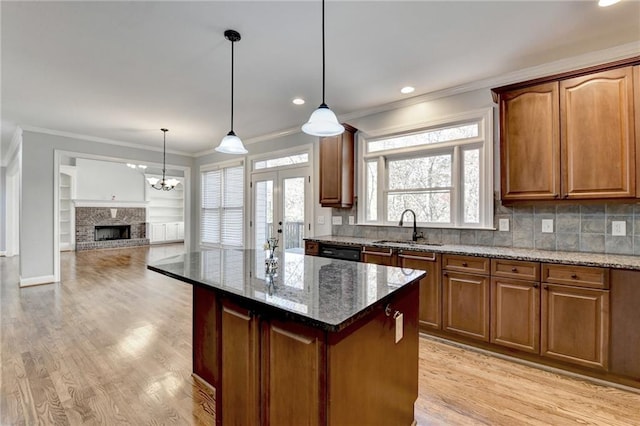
[251,167,311,253]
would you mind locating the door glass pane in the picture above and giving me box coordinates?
[254,180,274,251]
[282,176,305,253]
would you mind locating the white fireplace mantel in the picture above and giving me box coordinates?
[72,200,149,208]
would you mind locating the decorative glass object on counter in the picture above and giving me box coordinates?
[264,237,279,275]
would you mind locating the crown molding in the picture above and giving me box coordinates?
[20,125,195,157]
[1,127,23,167]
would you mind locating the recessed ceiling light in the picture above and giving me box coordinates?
[401,86,415,94]
[292,98,305,105]
[598,0,620,6]
[126,163,136,169]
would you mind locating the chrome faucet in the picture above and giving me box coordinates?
[399,209,418,242]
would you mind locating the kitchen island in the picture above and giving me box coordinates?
[148,249,426,426]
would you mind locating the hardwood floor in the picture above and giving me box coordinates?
[2,245,639,425]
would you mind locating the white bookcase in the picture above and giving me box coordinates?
[146,174,185,243]
[59,165,77,251]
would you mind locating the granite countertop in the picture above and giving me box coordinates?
[305,235,640,271]
[148,249,425,332]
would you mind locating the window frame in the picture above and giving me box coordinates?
[357,108,493,229]
[200,159,245,249]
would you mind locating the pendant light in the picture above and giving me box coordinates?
[147,128,179,191]
[302,0,344,137]
[215,29,248,154]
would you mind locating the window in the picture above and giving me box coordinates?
[253,153,309,170]
[359,110,493,228]
[201,162,244,247]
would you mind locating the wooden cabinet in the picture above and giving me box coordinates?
[560,67,636,199]
[442,255,490,342]
[494,59,639,202]
[361,246,396,266]
[319,125,356,208]
[398,249,441,331]
[304,240,319,256]
[540,263,610,370]
[500,82,560,201]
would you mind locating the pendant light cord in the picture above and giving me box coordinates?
[230,39,235,133]
[322,0,325,105]
[162,129,167,183]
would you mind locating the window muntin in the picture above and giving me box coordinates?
[201,163,244,247]
[360,112,491,229]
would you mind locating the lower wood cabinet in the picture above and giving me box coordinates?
[442,270,490,342]
[361,246,396,266]
[541,283,610,370]
[398,249,441,330]
[491,277,540,353]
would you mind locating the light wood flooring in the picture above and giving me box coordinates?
[1,245,639,425]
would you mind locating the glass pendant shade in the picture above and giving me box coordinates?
[147,177,160,186]
[302,103,344,137]
[215,131,248,154]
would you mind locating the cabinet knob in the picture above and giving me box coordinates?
[553,193,559,198]
[462,262,468,267]
[543,285,549,290]
[571,273,578,279]
[533,284,539,288]
[443,272,448,277]
[511,267,518,272]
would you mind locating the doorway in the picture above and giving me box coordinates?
[251,166,311,253]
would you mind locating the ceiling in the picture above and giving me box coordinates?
[2,1,639,157]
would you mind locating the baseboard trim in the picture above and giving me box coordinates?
[19,275,56,287]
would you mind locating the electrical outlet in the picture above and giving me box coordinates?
[612,221,626,236]
[316,215,325,225]
[348,216,355,225]
[498,218,510,232]
[331,216,343,225]
[541,219,554,233]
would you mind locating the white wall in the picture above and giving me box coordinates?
[76,158,146,201]
[19,130,193,284]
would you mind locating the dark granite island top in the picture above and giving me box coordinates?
[148,249,425,332]
[148,248,426,426]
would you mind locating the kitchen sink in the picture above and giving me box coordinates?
[372,239,443,247]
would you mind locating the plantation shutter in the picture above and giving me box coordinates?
[200,163,244,247]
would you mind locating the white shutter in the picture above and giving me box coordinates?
[200,163,244,248]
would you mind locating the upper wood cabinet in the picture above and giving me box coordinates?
[319,125,356,208]
[500,82,560,201]
[494,58,639,202]
[561,67,636,199]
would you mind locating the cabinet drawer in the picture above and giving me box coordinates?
[442,254,490,275]
[305,241,319,256]
[491,259,540,281]
[542,264,609,289]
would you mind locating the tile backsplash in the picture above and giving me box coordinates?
[330,198,640,256]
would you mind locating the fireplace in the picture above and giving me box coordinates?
[95,225,131,241]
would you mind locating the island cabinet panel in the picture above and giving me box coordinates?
[500,82,560,201]
[262,320,325,426]
[220,301,260,426]
[491,277,540,354]
[327,283,419,426]
[398,249,442,330]
[304,240,319,256]
[541,284,609,370]
[193,286,220,388]
[319,125,356,208]
[442,271,490,342]
[560,67,636,199]
[609,270,640,380]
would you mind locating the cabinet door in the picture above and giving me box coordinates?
[221,301,260,425]
[561,67,636,199]
[150,223,165,242]
[398,250,441,330]
[361,246,396,266]
[177,222,184,240]
[500,82,560,201]
[262,319,325,426]
[319,127,354,207]
[491,277,540,353]
[165,222,178,241]
[442,271,490,342]
[541,284,609,370]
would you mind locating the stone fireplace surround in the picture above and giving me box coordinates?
[75,203,149,251]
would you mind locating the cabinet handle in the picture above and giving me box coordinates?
[462,262,468,267]
[571,273,578,279]
[511,267,518,272]
[533,284,539,288]
[543,285,549,290]
[443,272,448,277]
[553,193,559,198]
[362,248,393,257]
[399,253,436,262]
